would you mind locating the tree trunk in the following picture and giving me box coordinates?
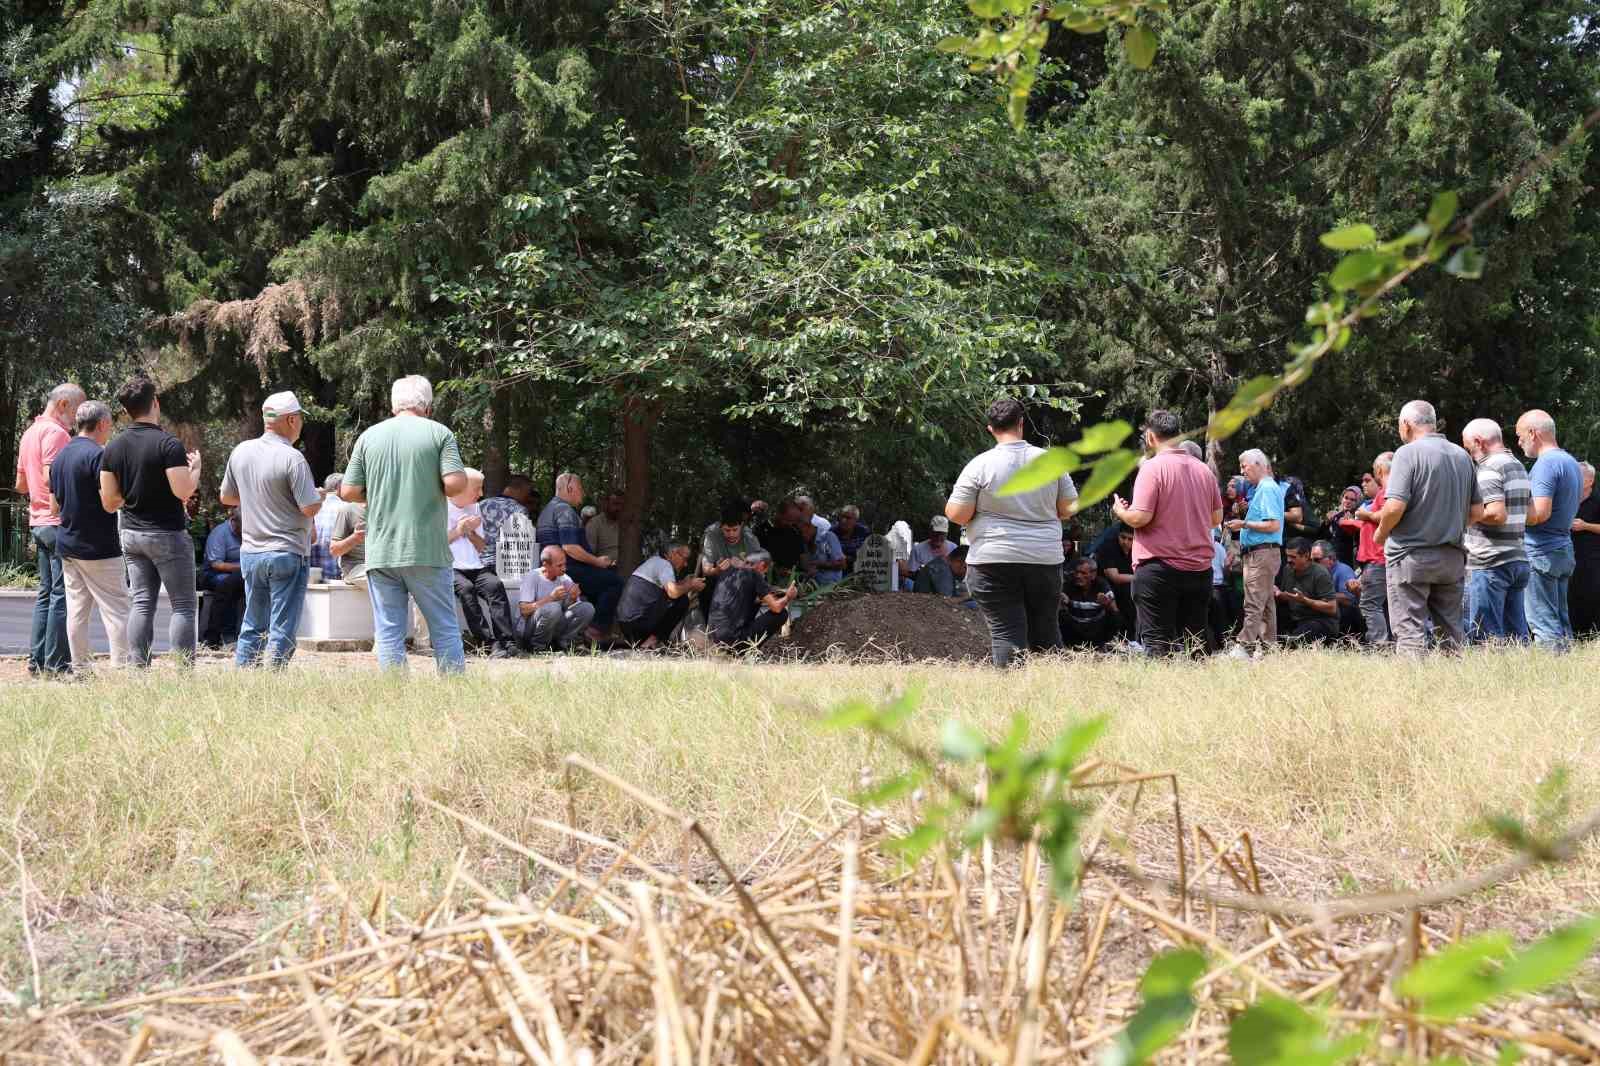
[618,396,662,574]
[483,386,510,495]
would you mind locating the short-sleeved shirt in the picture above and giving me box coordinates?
[101,422,189,533]
[834,522,870,561]
[707,567,770,638]
[1276,562,1336,626]
[1384,432,1480,560]
[342,415,464,570]
[477,495,527,568]
[204,521,241,570]
[1573,492,1600,567]
[701,523,763,569]
[1239,476,1284,549]
[1464,450,1530,570]
[220,432,320,555]
[908,538,955,571]
[519,569,578,603]
[17,414,70,528]
[1525,447,1582,557]
[1063,576,1113,624]
[330,503,367,577]
[586,514,621,561]
[948,441,1076,566]
[48,435,120,558]
[447,500,486,569]
[1129,450,1225,570]
[1327,560,1357,602]
[536,498,590,554]
[1356,486,1387,565]
[806,529,845,586]
[618,555,676,626]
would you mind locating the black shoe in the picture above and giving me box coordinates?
[489,642,514,660]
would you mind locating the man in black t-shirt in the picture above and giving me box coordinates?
[1060,557,1118,649]
[1570,463,1600,636]
[1274,539,1338,643]
[48,401,130,670]
[706,551,797,647]
[1093,525,1136,635]
[100,377,203,666]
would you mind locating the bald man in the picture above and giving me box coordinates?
[1514,409,1582,650]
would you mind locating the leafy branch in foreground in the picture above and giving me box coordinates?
[822,690,1600,1066]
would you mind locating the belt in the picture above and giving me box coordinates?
[1241,543,1280,555]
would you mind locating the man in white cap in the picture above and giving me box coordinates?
[904,515,956,587]
[219,391,322,667]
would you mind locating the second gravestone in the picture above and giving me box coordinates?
[855,534,895,593]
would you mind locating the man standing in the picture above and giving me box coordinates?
[200,510,246,647]
[1111,411,1224,657]
[1349,453,1393,646]
[1374,400,1482,656]
[100,376,202,667]
[516,546,596,653]
[15,382,83,676]
[536,472,621,641]
[1459,418,1531,642]
[1515,409,1583,650]
[339,375,468,673]
[220,391,322,668]
[1274,539,1339,644]
[1226,448,1284,655]
[47,400,128,671]
[585,492,624,565]
[617,543,705,648]
[1569,462,1600,637]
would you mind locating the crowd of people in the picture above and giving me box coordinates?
[15,378,1600,678]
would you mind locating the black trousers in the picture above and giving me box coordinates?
[452,568,517,645]
[710,606,788,648]
[1061,612,1115,650]
[619,596,691,646]
[1132,559,1211,657]
[1571,564,1600,637]
[967,562,1063,667]
[1207,585,1231,653]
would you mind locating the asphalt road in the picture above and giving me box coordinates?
[0,592,173,656]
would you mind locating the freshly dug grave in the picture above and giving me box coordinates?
[766,587,991,662]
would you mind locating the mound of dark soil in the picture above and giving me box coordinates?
[765,588,991,663]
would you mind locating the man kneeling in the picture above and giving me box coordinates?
[706,550,797,648]
[617,543,705,649]
[518,547,596,652]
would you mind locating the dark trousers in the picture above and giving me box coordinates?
[1207,585,1232,652]
[1281,617,1339,645]
[710,606,788,647]
[452,568,517,646]
[199,570,245,643]
[967,562,1063,667]
[620,596,691,646]
[1132,559,1211,657]
[566,560,623,628]
[1571,563,1600,637]
[1061,612,1115,649]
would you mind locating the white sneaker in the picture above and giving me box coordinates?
[1226,644,1251,661]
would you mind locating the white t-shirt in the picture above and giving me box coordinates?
[447,501,485,569]
[949,441,1077,566]
[908,538,955,570]
[810,513,831,534]
[520,570,578,603]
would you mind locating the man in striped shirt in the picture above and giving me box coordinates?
[1461,418,1531,641]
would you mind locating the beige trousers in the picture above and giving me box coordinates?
[1239,547,1279,646]
[61,555,130,669]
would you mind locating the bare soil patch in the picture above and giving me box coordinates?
[767,588,991,662]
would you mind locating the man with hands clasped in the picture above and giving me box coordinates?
[517,545,596,653]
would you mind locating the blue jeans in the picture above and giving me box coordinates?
[236,551,309,667]
[121,529,198,667]
[366,566,465,673]
[1526,547,1575,650]
[29,526,70,674]
[1466,561,1530,642]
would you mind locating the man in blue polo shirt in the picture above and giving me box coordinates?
[1226,448,1284,655]
[48,401,129,671]
[536,471,621,642]
[1516,409,1583,650]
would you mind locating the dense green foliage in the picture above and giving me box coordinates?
[6,0,1599,553]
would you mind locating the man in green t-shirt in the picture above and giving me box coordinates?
[340,375,468,673]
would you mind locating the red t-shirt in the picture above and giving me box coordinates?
[1129,450,1223,571]
[16,414,70,528]
[1356,486,1387,564]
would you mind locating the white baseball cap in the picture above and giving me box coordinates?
[930,516,950,533]
[262,391,303,419]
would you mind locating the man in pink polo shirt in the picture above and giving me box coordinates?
[1110,410,1224,656]
[14,383,85,677]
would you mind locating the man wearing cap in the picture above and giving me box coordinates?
[220,391,322,667]
[904,517,956,589]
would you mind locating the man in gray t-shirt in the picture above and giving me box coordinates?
[1460,418,1531,642]
[219,391,323,667]
[1374,400,1483,655]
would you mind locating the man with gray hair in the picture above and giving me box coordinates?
[1460,418,1530,641]
[706,550,797,648]
[220,391,323,667]
[617,543,705,648]
[309,472,344,578]
[536,471,620,642]
[47,400,129,671]
[340,374,468,673]
[1515,408,1583,649]
[1570,461,1599,636]
[1225,447,1284,655]
[15,381,84,676]
[1374,400,1482,655]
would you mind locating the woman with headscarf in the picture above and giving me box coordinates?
[1326,484,1364,566]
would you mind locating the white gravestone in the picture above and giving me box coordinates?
[855,534,897,593]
